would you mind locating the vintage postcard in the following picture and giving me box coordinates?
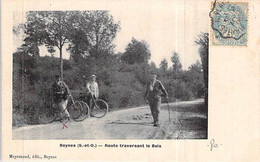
[1,0,260,161]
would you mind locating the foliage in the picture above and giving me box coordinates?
[13,11,206,127]
[121,38,151,64]
[171,52,182,73]
[68,11,120,60]
[160,58,168,72]
[195,32,209,106]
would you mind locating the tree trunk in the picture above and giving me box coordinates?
[60,46,63,81]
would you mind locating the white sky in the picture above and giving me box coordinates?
[13,0,210,69]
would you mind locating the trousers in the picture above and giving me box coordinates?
[55,99,69,119]
[85,91,96,107]
[148,98,161,124]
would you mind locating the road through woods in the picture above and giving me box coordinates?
[13,99,207,139]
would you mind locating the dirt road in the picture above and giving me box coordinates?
[12,99,207,139]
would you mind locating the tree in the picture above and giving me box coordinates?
[171,52,182,73]
[150,61,157,71]
[195,32,209,106]
[21,12,47,57]
[121,38,151,64]
[23,11,77,80]
[187,61,205,98]
[188,60,202,72]
[68,11,120,60]
[160,58,168,72]
[66,11,121,80]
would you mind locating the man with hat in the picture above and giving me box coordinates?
[85,74,99,107]
[51,74,70,122]
[144,73,168,126]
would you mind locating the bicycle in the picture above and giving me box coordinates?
[37,93,89,124]
[80,93,108,118]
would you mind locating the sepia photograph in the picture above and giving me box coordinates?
[12,5,209,140]
[2,0,260,161]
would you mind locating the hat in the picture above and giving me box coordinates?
[55,74,61,78]
[90,74,96,78]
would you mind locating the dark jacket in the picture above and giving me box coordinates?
[145,80,168,100]
[52,81,69,102]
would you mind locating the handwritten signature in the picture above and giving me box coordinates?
[207,139,221,151]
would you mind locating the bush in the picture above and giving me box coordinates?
[12,52,205,127]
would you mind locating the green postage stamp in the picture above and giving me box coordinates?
[210,1,248,46]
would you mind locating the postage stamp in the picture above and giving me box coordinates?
[210,1,248,46]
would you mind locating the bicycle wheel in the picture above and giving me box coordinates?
[37,106,57,124]
[69,101,89,122]
[91,99,108,118]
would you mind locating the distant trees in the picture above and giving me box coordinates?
[121,38,151,64]
[160,59,168,72]
[155,52,205,101]
[171,52,182,73]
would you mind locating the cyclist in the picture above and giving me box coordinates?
[51,74,70,122]
[85,74,99,107]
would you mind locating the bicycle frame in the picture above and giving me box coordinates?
[90,93,97,107]
[68,93,76,108]
[38,93,89,124]
[68,93,89,121]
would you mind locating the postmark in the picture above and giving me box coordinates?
[210,1,248,46]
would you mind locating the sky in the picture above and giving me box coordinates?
[13,0,210,70]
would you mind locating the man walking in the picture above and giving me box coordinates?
[85,74,99,107]
[52,75,70,122]
[144,73,168,126]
